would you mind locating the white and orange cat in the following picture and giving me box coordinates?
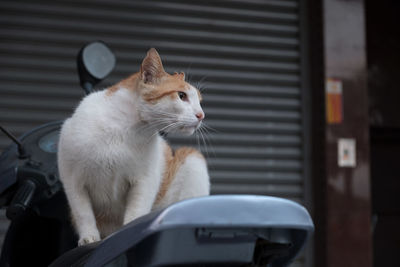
[57,48,210,246]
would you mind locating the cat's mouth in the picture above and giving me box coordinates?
[180,125,196,131]
[178,122,201,135]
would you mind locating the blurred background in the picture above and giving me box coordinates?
[0,0,399,266]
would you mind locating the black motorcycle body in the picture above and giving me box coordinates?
[0,121,76,266]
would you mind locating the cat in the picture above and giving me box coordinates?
[57,48,210,246]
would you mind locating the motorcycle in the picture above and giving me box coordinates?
[0,42,314,267]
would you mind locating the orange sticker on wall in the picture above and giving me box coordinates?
[326,78,343,124]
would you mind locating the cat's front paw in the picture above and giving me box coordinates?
[78,234,100,246]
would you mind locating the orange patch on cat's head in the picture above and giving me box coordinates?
[107,48,202,101]
[141,74,190,103]
[173,72,185,81]
[137,48,202,103]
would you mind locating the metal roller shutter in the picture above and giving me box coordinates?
[0,1,309,265]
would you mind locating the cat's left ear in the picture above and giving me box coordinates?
[140,48,165,84]
[173,72,185,81]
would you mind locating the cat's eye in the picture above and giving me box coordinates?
[178,91,187,101]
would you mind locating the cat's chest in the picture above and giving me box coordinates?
[105,132,163,175]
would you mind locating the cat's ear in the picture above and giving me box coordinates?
[173,72,185,81]
[140,48,165,84]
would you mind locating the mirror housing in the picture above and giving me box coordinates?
[77,41,116,94]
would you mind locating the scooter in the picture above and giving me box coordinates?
[0,42,314,267]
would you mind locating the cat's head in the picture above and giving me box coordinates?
[136,48,204,136]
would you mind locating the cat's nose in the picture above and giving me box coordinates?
[196,112,205,121]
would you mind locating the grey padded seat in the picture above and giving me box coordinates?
[50,195,314,267]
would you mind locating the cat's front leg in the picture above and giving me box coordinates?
[123,171,162,224]
[63,181,101,246]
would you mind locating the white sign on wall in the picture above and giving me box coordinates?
[338,138,356,167]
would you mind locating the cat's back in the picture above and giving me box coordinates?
[65,90,108,127]
[58,90,113,159]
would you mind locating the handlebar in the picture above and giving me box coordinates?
[6,179,36,220]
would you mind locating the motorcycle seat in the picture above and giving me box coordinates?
[50,195,314,267]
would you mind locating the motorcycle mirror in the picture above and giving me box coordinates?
[77,41,116,95]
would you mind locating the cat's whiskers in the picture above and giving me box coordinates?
[154,121,180,136]
[195,75,208,93]
[185,63,194,85]
[137,107,200,124]
[135,121,164,135]
[198,127,209,158]
[135,119,177,140]
[197,123,216,159]
[143,121,183,144]
[201,121,219,133]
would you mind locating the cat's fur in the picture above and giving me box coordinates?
[57,48,210,246]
